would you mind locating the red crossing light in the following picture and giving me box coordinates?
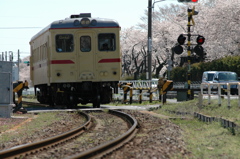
[196,35,205,45]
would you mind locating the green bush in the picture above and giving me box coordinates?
[171,55,240,82]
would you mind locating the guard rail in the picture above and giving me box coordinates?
[199,82,240,108]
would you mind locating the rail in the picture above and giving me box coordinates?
[68,109,138,159]
[0,111,92,158]
[0,110,138,159]
[199,82,240,108]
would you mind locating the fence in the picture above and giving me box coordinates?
[119,80,158,89]
[199,82,240,108]
[117,81,160,104]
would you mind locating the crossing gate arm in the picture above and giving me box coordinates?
[13,80,29,112]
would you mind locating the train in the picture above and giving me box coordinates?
[29,13,121,108]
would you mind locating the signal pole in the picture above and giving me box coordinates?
[187,8,192,100]
[176,1,203,100]
[186,7,198,100]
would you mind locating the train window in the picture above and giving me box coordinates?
[80,36,91,52]
[98,34,116,51]
[55,34,74,52]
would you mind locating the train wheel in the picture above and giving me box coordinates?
[93,95,100,108]
[37,91,45,104]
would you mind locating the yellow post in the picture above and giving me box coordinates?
[139,90,142,104]
[149,91,153,103]
[123,85,128,104]
[129,88,133,104]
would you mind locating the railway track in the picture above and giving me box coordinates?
[0,109,138,159]
[22,101,71,108]
[0,111,91,158]
[69,110,138,159]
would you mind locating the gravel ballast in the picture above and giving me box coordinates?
[0,110,190,158]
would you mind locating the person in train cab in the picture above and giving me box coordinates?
[101,43,109,50]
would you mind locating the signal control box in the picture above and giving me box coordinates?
[0,61,14,118]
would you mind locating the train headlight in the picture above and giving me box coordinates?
[104,72,108,76]
[91,19,97,26]
[80,18,90,27]
[74,20,80,26]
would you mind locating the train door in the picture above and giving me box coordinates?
[77,32,96,81]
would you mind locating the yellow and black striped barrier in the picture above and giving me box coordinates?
[119,83,133,104]
[13,80,29,112]
[158,78,173,104]
[119,83,158,104]
[118,79,173,104]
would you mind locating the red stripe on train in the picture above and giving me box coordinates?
[51,60,75,64]
[98,58,121,63]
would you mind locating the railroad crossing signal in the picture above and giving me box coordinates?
[172,6,204,101]
[174,34,206,56]
[178,0,198,2]
[177,34,186,45]
[196,35,205,45]
[194,35,206,61]
[174,34,186,55]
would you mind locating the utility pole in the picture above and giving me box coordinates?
[18,49,20,81]
[147,0,152,81]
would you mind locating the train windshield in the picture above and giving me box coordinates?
[80,36,91,52]
[56,34,74,52]
[98,33,116,51]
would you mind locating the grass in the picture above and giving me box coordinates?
[154,98,240,124]
[172,119,240,159]
[153,98,240,159]
[0,112,64,143]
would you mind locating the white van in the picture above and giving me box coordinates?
[202,71,217,83]
[202,71,239,95]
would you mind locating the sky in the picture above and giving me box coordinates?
[0,0,178,60]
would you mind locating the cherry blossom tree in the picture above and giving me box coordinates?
[120,0,240,79]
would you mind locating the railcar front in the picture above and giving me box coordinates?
[30,13,121,108]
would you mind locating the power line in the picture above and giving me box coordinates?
[0,27,42,29]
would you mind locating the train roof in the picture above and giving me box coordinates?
[30,13,120,42]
